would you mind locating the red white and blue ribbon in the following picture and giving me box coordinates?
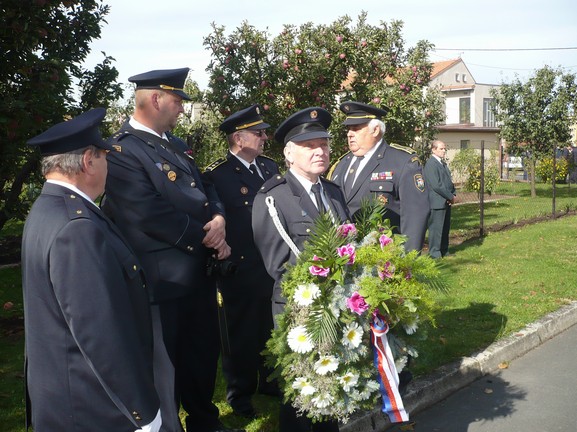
[370,314,409,423]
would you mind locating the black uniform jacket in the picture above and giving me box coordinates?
[21,183,158,431]
[328,139,429,251]
[103,122,225,302]
[252,170,350,305]
[203,153,279,298]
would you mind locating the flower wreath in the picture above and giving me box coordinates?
[266,200,442,424]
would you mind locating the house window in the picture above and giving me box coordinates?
[455,73,460,82]
[459,97,470,124]
[460,140,470,149]
[462,74,467,83]
[483,98,496,127]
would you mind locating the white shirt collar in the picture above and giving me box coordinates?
[129,117,168,141]
[46,179,99,209]
[230,151,253,170]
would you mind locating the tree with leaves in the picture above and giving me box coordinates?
[200,13,445,164]
[491,66,577,197]
[0,0,122,231]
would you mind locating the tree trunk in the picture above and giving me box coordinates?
[529,158,537,198]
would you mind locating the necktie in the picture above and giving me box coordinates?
[249,163,261,179]
[344,156,363,195]
[311,183,326,213]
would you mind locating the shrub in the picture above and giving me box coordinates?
[535,157,569,183]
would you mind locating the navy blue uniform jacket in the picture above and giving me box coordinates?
[22,183,158,431]
[103,123,225,302]
[328,139,429,251]
[252,171,350,305]
[203,153,279,298]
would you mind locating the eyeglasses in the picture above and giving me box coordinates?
[241,129,267,137]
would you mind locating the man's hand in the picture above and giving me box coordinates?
[202,214,226,251]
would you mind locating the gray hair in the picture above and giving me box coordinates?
[41,145,99,177]
[367,118,386,135]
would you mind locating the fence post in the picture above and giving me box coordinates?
[480,140,485,237]
[552,145,557,218]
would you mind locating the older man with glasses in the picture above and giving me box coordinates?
[203,105,280,419]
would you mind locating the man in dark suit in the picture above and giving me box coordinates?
[102,68,242,432]
[423,140,456,258]
[327,101,429,251]
[252,107,350,432]
[203,105,280,418]
[22,109,161,432]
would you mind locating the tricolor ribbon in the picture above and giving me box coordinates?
[370,314,409,423]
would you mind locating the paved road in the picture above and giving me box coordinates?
[409,323,577,431]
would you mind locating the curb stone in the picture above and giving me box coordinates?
[341,301,577,432]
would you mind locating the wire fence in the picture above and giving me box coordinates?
[449,145,577,240]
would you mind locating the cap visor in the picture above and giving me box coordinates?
[342,118,372,126]
[290,131,331,143]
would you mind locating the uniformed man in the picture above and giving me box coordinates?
[22,109,161,432]
[252,107,350,432]
[203,104,280,418]
[327,101,429,251]
[102,68,242,432]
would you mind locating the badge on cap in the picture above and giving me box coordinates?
[310,110,318,119]
[414,174,425,192]
[168,171,177,181]
[256,107,260,114]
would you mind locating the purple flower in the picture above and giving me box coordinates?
[309,255,330,277]
[337,244,356,265]
[346,292,369,315]
[379,234,393,249]
[405,269,412,280]
[337,223,357,237]
[378,261,395,280]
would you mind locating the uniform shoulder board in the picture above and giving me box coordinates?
[390,142,416,154]
[258,154,277,162]
[326,152,350,180]
[204,158,226,172]
[259,174,286,193]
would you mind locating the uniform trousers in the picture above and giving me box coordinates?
[158,289,220,432]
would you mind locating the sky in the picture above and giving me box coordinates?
[84,0,577,90]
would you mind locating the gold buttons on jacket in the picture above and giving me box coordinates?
[187,246,194,252]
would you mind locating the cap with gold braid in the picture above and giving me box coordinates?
[219,104,270,135]
[340,101,389,126]
[128,68,192,101]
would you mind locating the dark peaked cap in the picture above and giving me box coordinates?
[340,101,389,125]
[27,108,113,156]
[219,104,270,134]
[274,107,332,145]
[128,67,192,101]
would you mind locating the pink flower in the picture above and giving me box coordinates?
[309,255,330,277]
[405,269,412,280]
[379,234,393,249]
[3,301,14,311]
[347,292,369,315]
[337,244,356,265]
[378,261,395,280]
[337,223,357,237]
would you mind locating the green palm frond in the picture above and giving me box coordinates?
[300,213,345,261]
[306,302,340,347]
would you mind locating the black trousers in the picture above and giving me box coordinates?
[220,292,276,410]
[158,288,221,432]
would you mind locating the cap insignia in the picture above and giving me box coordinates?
[310,110,318,119]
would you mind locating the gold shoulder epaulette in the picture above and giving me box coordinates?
[258,154,277,162]
[204,158,226,172]
[326,152,350,180]
[390,143,416,154]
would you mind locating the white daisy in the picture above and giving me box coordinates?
[314,354,339,375]
[403,314,419,335]
[338,371,359,392]
[292,377,316,395]
[312,393,334,408]
[293,283,321,306]
[287,326,314,353]
[342,322,363,348]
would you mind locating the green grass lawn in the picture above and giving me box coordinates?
[2,214,577,431]
[451,181,577,235]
